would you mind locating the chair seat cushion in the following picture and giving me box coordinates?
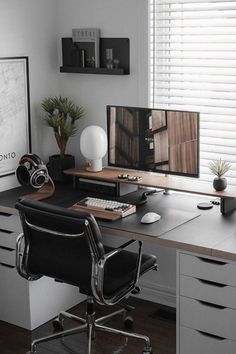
[102,246,157,297]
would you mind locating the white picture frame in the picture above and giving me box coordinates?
[0,57,31,177]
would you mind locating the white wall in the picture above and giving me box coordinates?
[57,0,149,165]
[0,0,176,306]
[0,0,59,191]
[57,0,176,306]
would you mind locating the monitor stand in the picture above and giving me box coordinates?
[118,188,159,206]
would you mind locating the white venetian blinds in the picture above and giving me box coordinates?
[149,0,236,185]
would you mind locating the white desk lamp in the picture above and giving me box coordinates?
[80,125,108,172]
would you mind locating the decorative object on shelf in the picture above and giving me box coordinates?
[209,158,231,191]
[113,58,120,69]
[80,125,107,172]
[0,57,31,177]
[41,96,84,182]
[61,38,130,75]
[72,28,100,68]
[106,48,114,69]
[16,153,55,200]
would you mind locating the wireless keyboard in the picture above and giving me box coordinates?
[70,197,136,221]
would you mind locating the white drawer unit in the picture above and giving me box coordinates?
[177,251,236,354]
[180,326,236,354]
[180,275,236,309]
[0,229,18,249]
[0,247,15,266]
[180,296,236,340]
[0,205,84,330]
[179,252,236,286]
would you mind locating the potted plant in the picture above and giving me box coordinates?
[41,96,84,182]
[209,158,231,191]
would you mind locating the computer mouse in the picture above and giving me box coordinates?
[141,212,161,224]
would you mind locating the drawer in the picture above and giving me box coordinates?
[0,262,29,328]
[180,296,236,340]
[0,230,17,249]
[0,247,16,266]
[180,275,236,309]
[179,253,236,286]
[180,326,236,354]
[0,214,22,232]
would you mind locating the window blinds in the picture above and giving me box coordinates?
[149,0,236,185]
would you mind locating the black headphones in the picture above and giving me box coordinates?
[16,153,49,189]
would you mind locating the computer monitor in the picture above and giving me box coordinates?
[107,105,200,178]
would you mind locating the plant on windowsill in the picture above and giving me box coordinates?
[41,96,84,182]
[209,158,231,191]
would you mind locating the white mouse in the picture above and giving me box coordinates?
[141,212,161,224]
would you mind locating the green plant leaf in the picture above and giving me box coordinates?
[209,158,231,178]
[41,96,84,157]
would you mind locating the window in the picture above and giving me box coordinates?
[149,0,236,185]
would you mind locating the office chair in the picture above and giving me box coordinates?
[15,199,158,354]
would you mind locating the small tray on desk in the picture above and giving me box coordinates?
[70,198,136,221]
[70,203,121,221]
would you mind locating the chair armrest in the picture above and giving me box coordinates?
[92,239,143,305]
[16,233,41,281]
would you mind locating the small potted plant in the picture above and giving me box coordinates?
[41,96,84,182]
[209,158,231,191]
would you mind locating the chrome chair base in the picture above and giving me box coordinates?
[28,297,153,354]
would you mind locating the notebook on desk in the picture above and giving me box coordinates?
[70,197,136,221]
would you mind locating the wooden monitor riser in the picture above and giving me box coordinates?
[64,167,236,215]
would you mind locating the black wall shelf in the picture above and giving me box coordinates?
[60,37,130,75]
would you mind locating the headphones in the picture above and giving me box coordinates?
[16,153,49,189]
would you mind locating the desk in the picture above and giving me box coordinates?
[1,184,236,353]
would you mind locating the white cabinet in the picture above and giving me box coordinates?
[177,251,236,354]
[180,326,236,354]
[0,206,84,330]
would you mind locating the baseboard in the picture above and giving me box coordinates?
[135,280,176,308]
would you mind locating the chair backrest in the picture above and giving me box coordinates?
[15,199,105,294]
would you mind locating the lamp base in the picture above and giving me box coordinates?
[86,159,103,172]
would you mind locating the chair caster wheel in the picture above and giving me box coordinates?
[142,346,153,354]
[131,286,140,295]
[52,318,64,331]
[124,315,134,330]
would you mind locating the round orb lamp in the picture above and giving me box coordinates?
[80,125,107,172]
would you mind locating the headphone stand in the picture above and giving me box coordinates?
[19,177,55,201]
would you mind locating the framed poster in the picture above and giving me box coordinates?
[0,57,31,177]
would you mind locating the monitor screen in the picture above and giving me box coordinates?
[107,105,200,177]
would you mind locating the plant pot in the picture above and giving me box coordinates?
[47,154,75,182]
[213,177,227,191]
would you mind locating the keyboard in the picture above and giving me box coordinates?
[70,197,136,221]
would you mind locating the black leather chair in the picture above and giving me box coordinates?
[15,199,157,354]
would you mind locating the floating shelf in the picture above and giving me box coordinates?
[60,66,127,75]
[60,37,130,76]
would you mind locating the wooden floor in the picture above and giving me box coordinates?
[0,298,176,354]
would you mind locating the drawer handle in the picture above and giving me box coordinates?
[197,330,226,341]
[198,300,226,310]
[198,257,227,266]
[198,278,227,288]
[0,262,15,269]
[0,246,14,251]
[0,211,11,217]
[0,228,13,234]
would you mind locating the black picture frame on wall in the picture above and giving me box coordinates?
[0,56,31,177]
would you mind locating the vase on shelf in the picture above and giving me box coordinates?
[213,177,227,191]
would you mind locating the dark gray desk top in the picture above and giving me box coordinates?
[1,185,236,261]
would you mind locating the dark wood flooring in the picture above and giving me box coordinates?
[0,298,176,354]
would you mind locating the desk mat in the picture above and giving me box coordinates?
[100,208,200,238]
